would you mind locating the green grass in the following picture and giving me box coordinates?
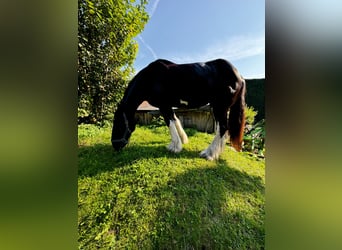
[78,124,265,249]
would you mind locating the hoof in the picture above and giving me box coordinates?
[199,150,215,161]
[167,142,182,153]
[200,148,223,161]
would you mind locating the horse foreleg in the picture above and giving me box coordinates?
[162,108,187,153]
[200,122,227,160]
[174,116,188,144]
[167,120,183,153]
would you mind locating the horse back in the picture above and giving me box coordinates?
[135,58,242,109]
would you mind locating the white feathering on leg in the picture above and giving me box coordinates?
[167,120,183,153]
[200,123,227,160]
[174,117,188,144]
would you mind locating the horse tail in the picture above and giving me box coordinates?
[228,78,246,151]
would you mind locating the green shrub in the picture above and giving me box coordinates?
[245,105,258,126]
[243,119,265,157]
[148,116,165,129]
[242,106,265,157]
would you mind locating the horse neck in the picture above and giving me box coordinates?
[120,81,145,118]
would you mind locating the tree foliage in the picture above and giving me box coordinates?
[78,0,149,124]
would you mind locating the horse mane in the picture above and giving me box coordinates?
[120,59,175,106]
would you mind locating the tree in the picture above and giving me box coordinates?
[78,0,149,124]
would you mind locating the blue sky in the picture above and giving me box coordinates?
[134,0,265,79]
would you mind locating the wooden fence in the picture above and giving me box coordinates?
[135,103,216,133]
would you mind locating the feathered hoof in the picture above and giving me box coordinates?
[167,142,182,153]
[200,150,216,161]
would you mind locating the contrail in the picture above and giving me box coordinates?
[149,0,160,18]
[138,35,158,60]
[136,0,160,60]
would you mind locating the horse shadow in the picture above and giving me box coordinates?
[149,164,265,248]
[78,142,265,248]
[78,143,201,177]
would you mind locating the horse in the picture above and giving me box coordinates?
[111,58,246,160]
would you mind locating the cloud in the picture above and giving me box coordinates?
[169,35,265,63]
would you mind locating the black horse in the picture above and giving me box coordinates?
[111,58,246,160]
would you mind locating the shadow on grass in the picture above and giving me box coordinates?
[78,126,204,177]
[149,163,265,249]
[79,143,201,177]
[78,140,265,248]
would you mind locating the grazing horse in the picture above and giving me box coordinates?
[111,58,246,160]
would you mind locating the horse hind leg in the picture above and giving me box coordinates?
[200,122,227,160]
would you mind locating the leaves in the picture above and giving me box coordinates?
[78,0,149,123]
[244,119,265,157]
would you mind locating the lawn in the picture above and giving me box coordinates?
[78,124,265,249]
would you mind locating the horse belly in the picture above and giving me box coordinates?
[176,96,209,109]
[177,79,211,108]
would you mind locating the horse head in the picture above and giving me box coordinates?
[111,107,135,151]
